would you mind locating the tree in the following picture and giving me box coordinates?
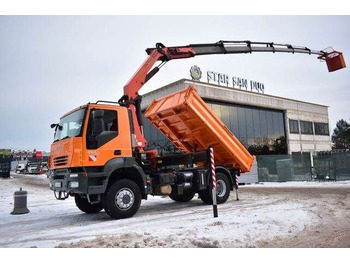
[332,119,350,149]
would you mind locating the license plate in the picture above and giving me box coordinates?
[55,182,62,188]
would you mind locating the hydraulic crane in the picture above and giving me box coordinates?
[118,40,346,151]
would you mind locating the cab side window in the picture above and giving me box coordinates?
[86,109,118,149]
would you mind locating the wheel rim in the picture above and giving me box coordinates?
[216,179,227,197]
[115,188,135,210]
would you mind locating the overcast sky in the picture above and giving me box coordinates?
[0,15,349,151]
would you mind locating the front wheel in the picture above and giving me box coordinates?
[103,179,141,219]
[75,195,103,213]
[199,173,230,204]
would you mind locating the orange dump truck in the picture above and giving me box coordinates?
[145,86,254,173]
[48,88,250,220]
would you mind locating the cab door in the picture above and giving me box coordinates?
[82,106,133,167]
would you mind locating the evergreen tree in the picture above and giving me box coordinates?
[332,119,350,149]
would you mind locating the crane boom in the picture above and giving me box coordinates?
[119,40,345,150]
[148,40,325,58]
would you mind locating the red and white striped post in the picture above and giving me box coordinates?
[210,146,218,218]
[234,171,239,201]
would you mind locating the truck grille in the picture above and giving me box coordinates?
[54,156,68,166]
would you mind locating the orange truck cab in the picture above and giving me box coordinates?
[49,102,151,215]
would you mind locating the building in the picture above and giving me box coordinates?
[141,78,331,156]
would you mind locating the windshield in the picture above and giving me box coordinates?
[54,108,86,142]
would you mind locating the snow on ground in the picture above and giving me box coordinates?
[0,173,349,248]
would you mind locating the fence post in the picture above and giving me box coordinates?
[310,151,314,181]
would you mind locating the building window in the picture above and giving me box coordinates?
[314,122,329,136]
[289,119,299,134]
[300,121,313,135]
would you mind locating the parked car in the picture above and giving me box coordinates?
[26,162,39,174]
[16,164,26,173]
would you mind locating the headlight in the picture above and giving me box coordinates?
[69,181,79,188]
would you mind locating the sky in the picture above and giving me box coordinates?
[0,15,349,151]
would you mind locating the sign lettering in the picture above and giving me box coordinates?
[206,70,265,93]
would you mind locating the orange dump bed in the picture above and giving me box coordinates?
[145,86,254,173]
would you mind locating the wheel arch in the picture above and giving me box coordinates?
[104,157,148,199]
[108,167,147,199]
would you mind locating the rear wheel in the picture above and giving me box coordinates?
[103,179,141,219]
[199,173,230,204]
[75,195,103,213]
[169,189,195,202]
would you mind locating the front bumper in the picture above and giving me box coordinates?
[49,168,108,195]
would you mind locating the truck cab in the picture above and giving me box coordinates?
[50,104,134,170]
[49,102,151,218]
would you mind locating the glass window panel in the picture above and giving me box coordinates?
[237,107,247,139]
[281,114,286,137]
[314,122,329,136]
[259,110,268,138]
[300,121,313,134]
[252,109,261,139]
[230,106,239,136]
[266,111,274,138]
[211,104,221,119]
[289,119,299,134]
[272,112,283,138]
[245,108,254,138]
[220,104,231,128]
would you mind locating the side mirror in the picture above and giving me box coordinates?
[51,123,62,130]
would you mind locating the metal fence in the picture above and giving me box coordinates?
[256,153,312,182]
[256,151,350,182]
[313,151,350,181]
[0,156,12,178]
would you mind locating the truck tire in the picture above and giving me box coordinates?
[199,173,230,204]
[169,189,195,202]
[103,179,141,219]
[75,195,104,213]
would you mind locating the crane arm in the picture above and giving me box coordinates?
[121,40,332,103]
[119,40,344,150]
